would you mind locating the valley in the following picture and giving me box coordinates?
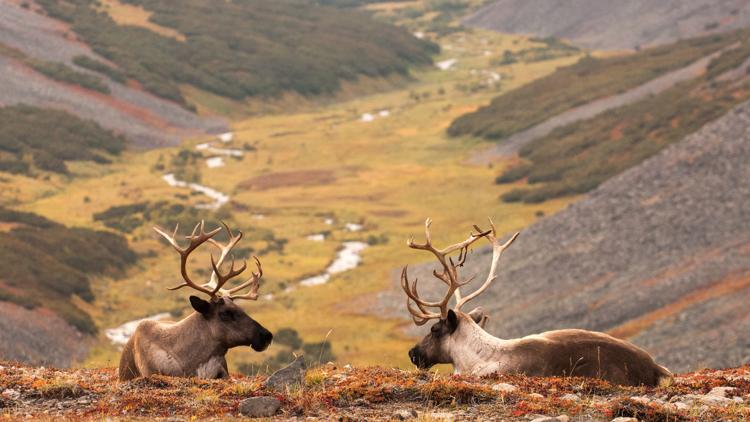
[2,0,749,386]
[2,19,577,372]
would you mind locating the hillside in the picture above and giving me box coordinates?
[464,0,750,50]
[0,207,136,365]
[450,29,750,203]
[0,0,436,147]
[36,0,437,105]
[448,32,739,140]
[388,99,750,373]
[0,105,126,175]
[0,0,224,147]
[2,362,750,420]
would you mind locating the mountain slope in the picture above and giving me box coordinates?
[36,0,437,104]
[396,99,750,372]
[464,0,750,50]
[451,29,750,203]
[0,207,136,365]
[0,1,224,147]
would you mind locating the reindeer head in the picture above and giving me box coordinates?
[154,221,273,352]
[402,218,518,370]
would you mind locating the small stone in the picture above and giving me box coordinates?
[492,383,518,393]
[528,393,545,399]
[1,389,20,401]
[629,395,651,405]
[560,393,580,402]
[238,396,281,418]
[611,418,639,422]
[672,402,690,411]
[674,393,734,407]
[708,386,736,398]
[426,412,455,421]
[530,416,569,422]
[264,355,306,391]
[394,409,417,420]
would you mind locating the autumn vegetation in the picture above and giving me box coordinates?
[35,0,438,108]
[0,208,135,334]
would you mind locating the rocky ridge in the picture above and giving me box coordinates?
[386,99,750,373]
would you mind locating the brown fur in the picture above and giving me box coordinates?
[409,311,672,387]
[118,297,271,381]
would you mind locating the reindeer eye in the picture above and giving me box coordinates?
[219,310,235,322]
[430,324,441,334]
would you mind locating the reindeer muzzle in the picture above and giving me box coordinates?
[251,328,273,351]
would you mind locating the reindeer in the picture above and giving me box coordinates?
[118,221,273,381]
[401,218,673,387]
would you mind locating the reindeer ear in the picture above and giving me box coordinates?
[190,296,212,315]
[446,309,459,333]
[467,307,489,328]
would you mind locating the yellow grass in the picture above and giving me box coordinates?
[98,0,186,41]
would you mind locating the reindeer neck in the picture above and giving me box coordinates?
[449,318,509,376]
[167,313,227,362]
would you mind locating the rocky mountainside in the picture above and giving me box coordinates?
[0,1,225,147]
[389,99,750,373]
[464,0,750,50]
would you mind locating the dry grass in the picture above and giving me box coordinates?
[2,362,750,420]
[98,0,186,41]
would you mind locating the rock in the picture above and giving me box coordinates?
[238,396,281,418]
[611,418,639,422]
[264,355,306,391]
[672,401,690,411]
[528,393,545,399]
[394,409,417,420]
[1,389,20,401]
[530,416,569,422]
[560,393,580,402]
[492,383,518,393]
[707,386,736,398]
[629,395,651,405]
[673,393,735,407]
[424,412,455,421]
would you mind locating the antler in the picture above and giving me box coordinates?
[153,220,222,296]
[454,217,519,311]
[153,221,264,301]
[401,218,490,325]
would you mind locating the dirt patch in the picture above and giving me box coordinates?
[238,170,336,190]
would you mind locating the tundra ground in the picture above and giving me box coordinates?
[2,362,750,421]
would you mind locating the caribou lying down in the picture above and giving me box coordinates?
[119,221,273,381]
[401,218,673,387]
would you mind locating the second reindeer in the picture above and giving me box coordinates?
[402,218,673,387]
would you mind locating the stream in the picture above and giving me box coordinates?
[162,173,229,210]
[162,132,241,209]
[300,241,368,287]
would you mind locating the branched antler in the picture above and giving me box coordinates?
[401,217,519,325]
[455,218,519,311]
[154,220,222,296]
[153,221,264,301]
[401,218,490,324]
